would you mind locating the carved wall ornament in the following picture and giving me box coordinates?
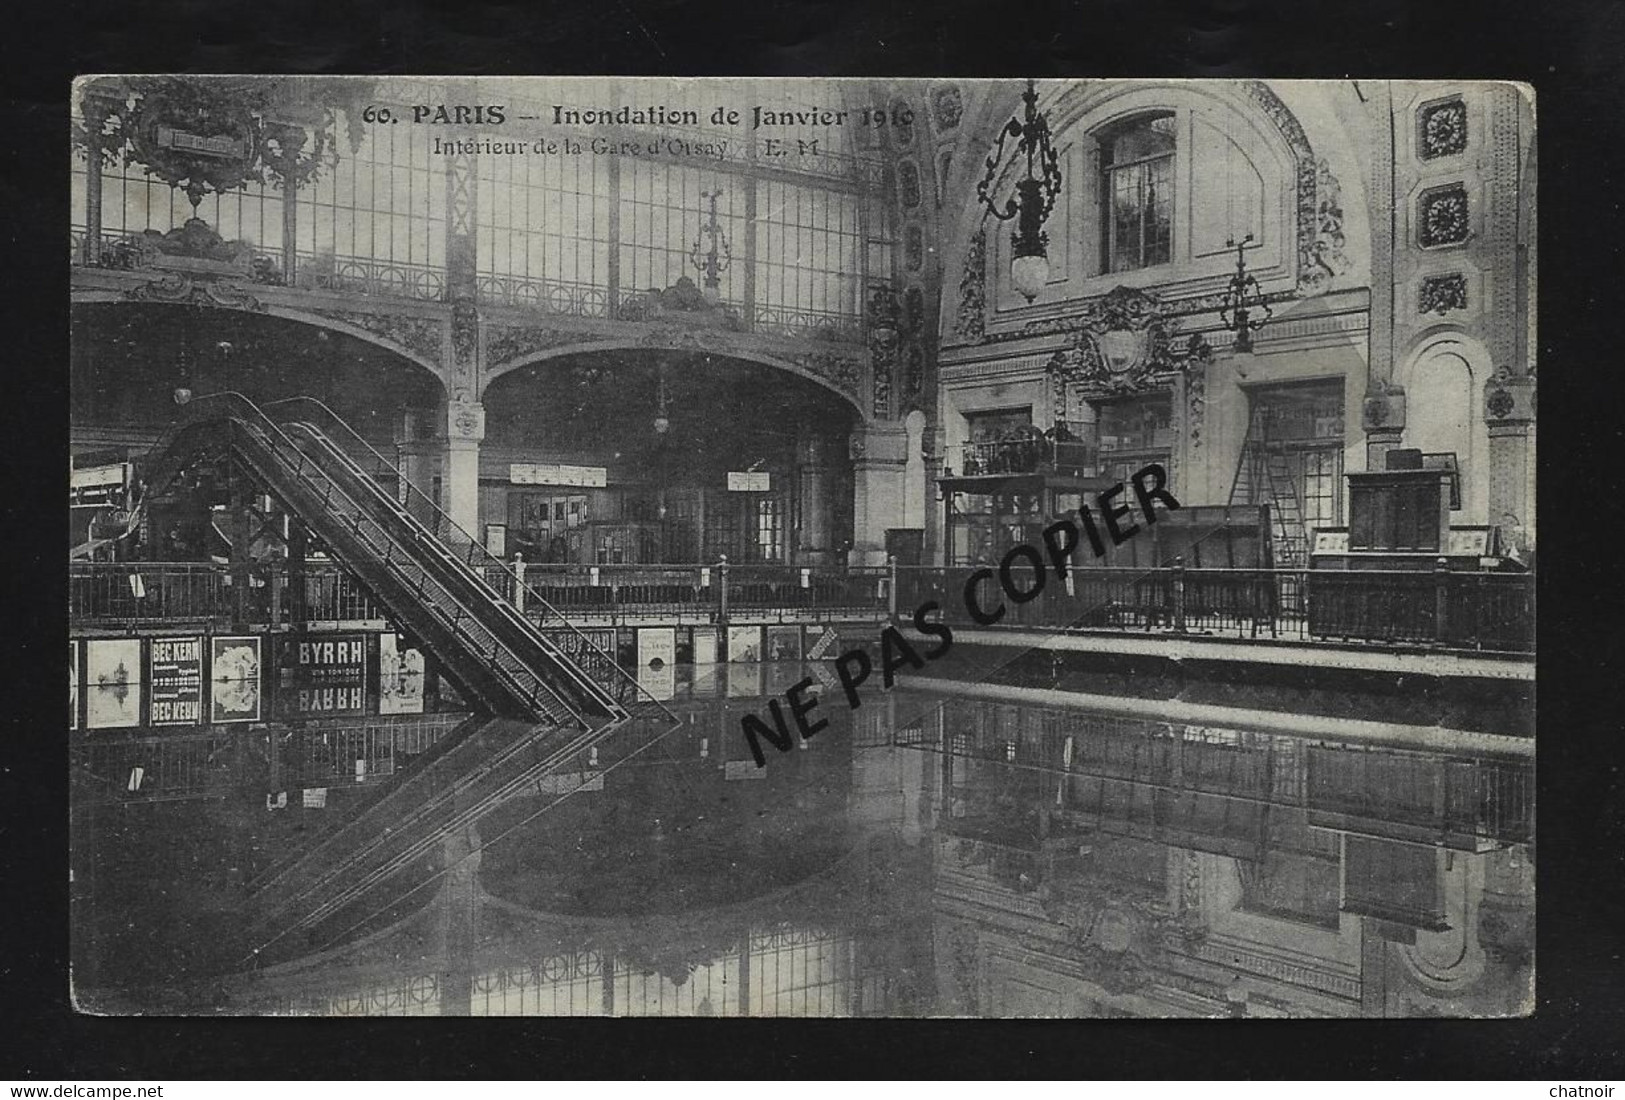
[1043,286,1213,400]
[903,287,926,337]
[871,340,895,419]
[303,307,445,368]
[937,149,953,208]
[1304,157,1351,292]
[891,99,916,148]
[450,300,479,377]
[1420,185,1470,247]
[639,322,736,354]
[898,159,923,209]
[124,272,265,312]
[904,225,925,272]
[931,85,964,132]
[485,324,590,367]
[1420,98,1469,160]
[903,344,926,408]
[1362,379,1407,433]
[793,350,864,404]
[953,227,987,341]
[1186,355,1208,451]
[618,275,744,329]
[1419,273,1469,316]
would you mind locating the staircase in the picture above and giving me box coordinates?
[1229,415,1310,614]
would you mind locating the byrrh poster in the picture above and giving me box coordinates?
[209,636,262,724]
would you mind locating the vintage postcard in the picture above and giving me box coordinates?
[69,76,1534,1017]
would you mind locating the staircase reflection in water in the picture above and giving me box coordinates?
[70,661,1533,1018]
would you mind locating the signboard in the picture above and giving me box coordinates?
[70,462,130,506]
[727,471,771,492]
[691,627,719,665]
[69,642,78,731]
[378,633,426,716]
[807,627,840,660]
[485,523,507,558]
[510,463,608,488]
[638,663,676,702]
[85,639,142,729]
[210,636,262,724]
[281,634,368,718]
[148,636,203,726]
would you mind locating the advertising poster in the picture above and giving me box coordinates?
[210,636,262,724]
[148,636,203,726]
[378,632,426,716]
[725,662,764,698]
[765,626,803,662]
[280,634,368,718]
[727,626,761,663]
[69,641,78,731]
[638,662,676,702]
[85,638,142,730]
[691,627,719,665]
[636,627,676,670]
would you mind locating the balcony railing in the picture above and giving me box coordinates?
[955,436,1099,479]
[69,560,1532,655]
[476,273,611,317]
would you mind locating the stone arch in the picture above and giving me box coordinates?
[941,80,1361,342]
[265,307,448,392]
[482,337,867,418]
[1398,326,1493,524]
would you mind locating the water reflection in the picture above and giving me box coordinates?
[70,661,1533,1017]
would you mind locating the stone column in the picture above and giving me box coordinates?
[848,421,910,567]
[1483,370,1536,544]
[795,431,831,564]
[920,424,947,566]
[395,408,440,526]
[443,135,482,538]
[1361,382,1407,472]
[443,400,484,536]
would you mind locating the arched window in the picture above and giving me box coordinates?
[1099,113,1176,274]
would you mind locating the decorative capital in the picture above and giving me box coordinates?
[1362,381,1407,432]
[1484,370,1535,424]
[447,399,485,441]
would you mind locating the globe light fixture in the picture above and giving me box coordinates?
[977,79,1063,303]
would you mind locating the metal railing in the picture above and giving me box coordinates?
[956,436,1098,479]
[894,564,1534,654]
[263,397,675,725]
[475,273,611,317]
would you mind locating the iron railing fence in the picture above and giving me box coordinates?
[70,558,1532,656]
[893,565,1533,654]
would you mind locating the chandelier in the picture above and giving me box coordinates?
[1219,234,1273,353]
[689,189,732,303]
[976,79,1063,303]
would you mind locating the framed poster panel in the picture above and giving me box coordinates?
[727,626,761,663]
[638,662,676,702]
[85,638,142,730]
[280,634,368,718]
[725,662,764,698]
[637,627,676,670]
[148,636,203,726]
[379,632,426,716]
[765,626,803,662]
[691,627,719,665]
[210,636,262,724]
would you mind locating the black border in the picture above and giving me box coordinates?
[8,0,1625,1079]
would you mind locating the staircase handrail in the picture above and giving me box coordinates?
[174,393,598,724]
[263,396,674,725]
